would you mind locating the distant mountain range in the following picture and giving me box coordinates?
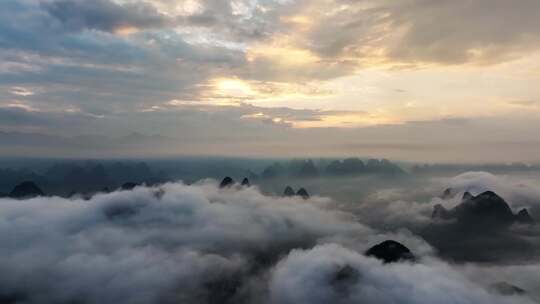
[412,162,540,174]
[0,161,164,196]
[259,158,405,180]
[0,157,406,197]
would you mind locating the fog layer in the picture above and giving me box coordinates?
[0,178,539,303]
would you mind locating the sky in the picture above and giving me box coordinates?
[2,0,540,162]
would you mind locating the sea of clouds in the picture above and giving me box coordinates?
[0,176,539,303]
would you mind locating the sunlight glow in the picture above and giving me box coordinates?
[216,78,255,96]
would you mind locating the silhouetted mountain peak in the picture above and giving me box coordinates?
[9,181,44,199]
[241,178,250,187]
[121,182,139,190]
[432,189,535,228]
[456,191,515,224]
[515,208,535,224]
[442,188,452,199]
[283,186,295,197]
[476,190,500,199]
[462,191,474,201]
[219,177,235,188]
[432,204,452,219]
[365,240,415,263]
[296,188,310,199]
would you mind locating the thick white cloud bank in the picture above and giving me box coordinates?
[270,245,536,304]
[0,180,537,303]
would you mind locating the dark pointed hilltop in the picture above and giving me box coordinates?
[219,177,235,188]
[455,191,515,224]
[431,204,452,219]
[241,178,250,187]
[515,208,535,224]
[441,188,453,199]
[9,181,45,199]
[462,191,474,201]
[296,188,310,199]
[283,186,295,197]
[365,240,415,263]
[121,182,139,190]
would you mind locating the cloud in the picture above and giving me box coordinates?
[2,0,540,159]
[445,172,540,215]
[1,177,540,302]
[507,100,540,108]
[278,0,540,66]
[270,244,536,304]
[343,171,540,263]
[0,0,246,114]
[42,0,170,33]
[4,109,540,161]
[0,180,375,303]
[9,86,34,96]
[382,0,540,64]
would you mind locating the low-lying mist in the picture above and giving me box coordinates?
[1,173,540,304]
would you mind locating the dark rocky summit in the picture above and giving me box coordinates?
[9,181,45,199]
[515,208,535,224]
[283,186,310,199]
[241,178,250,187]
[432,190,535,227]
[432,204,453,219]
[454,191,515,226]
[462,191,474,201]
[121,182,139,190]
[219,177,235,188]
[441,188,453,199]
[283,186,295,197]
[425,190,537,262]
[296,188,310,199]
[365,240,415,263]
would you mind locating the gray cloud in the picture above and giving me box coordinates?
[0,0,246,114]
[270,244,536,304]
[2,0,540,160]
[42,0,170,33]
[0,175,539,302]
[2,108,540,162]
[0,180,371,303]
[299,0,540,65]
[342,171,540,263]
[384,0,540,64]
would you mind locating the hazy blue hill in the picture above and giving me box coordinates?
[0,168,48,194]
